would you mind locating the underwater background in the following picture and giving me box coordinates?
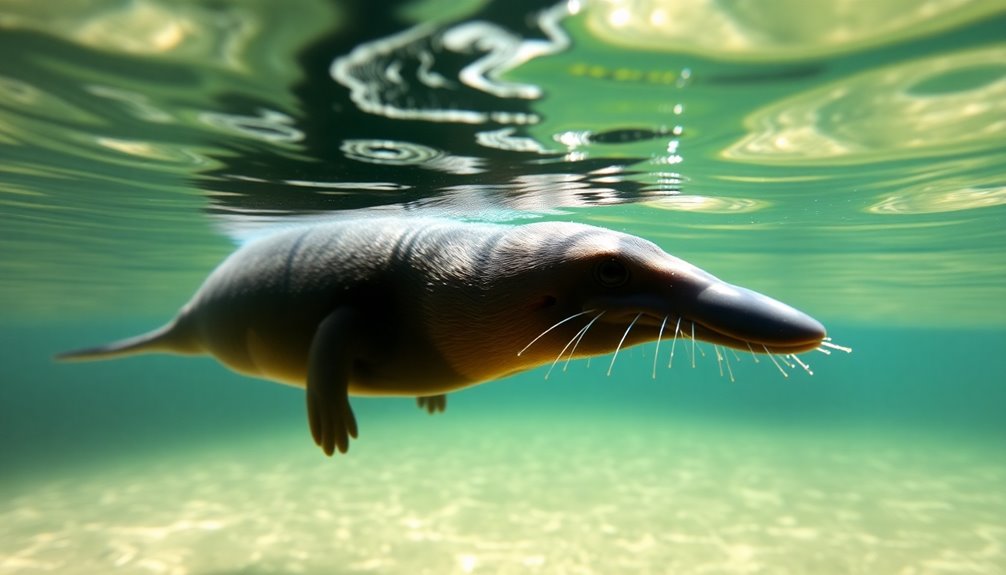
[1,0,1005,573]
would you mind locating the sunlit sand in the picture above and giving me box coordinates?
[2,413,1002,574]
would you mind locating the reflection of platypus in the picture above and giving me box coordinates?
[58,218,827,456]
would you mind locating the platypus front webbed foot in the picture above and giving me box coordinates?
[306,308,363,456]
[307,390,358,456]
[417,394,447,414]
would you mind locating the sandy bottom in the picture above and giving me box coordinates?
[1,413,1003,575]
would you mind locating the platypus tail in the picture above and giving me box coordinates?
[55,318,198,362]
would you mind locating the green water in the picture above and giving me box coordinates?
[2,1,1005,573]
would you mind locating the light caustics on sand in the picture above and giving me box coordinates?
[2,420,1002,575]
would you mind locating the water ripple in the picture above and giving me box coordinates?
[870,183,1006,215]
[340,139,486,175]
[724,45,1006,165]
[584,0,1004,62]
[198,109,303,144]
[330,3,572,124]
[647,195,767,214]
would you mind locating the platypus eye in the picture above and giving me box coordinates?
[594,257,630,288]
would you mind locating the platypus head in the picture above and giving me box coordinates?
[460,222,827,380]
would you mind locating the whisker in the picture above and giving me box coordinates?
[714,345,724,377]
[763,345,789,378]
[815,347,832,355]
[546,313,601,380]
[820,340,853,353]
[564,311,606,372]
[652,315,668,379]
[687,324,708,360]
[790,354,814,376]
[607,312,642,376]
[668,317,682,368]
[775,354,795,369]
[745,342,761,363]
[690,322,697,368]
[517,309,595,357]
[724,349,736,382]
[729,347,742,362]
